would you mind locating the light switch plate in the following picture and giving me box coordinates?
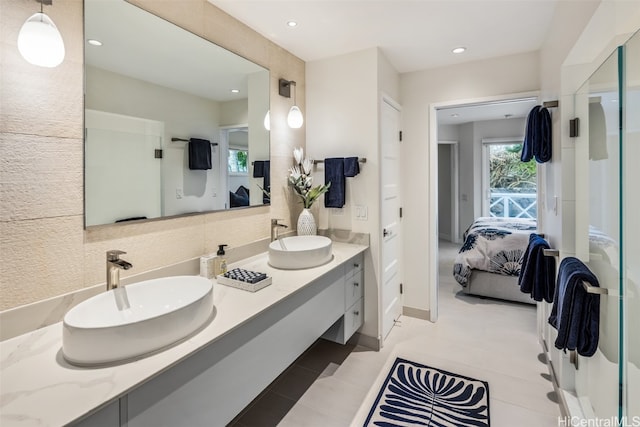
[355,205,368,220]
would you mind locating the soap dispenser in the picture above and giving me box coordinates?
[214,244,228,277]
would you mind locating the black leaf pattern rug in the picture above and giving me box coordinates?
[363,358,490,427]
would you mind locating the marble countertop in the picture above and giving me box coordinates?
[0,242,368,426]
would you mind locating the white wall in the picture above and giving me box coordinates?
[306,47,399,343]
[400,51,540,316]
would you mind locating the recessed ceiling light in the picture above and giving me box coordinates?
[451,113,460,118]
[87,39,103,46]
[452,47,466,54]
[231,89,240,93]
[287,21,298,27]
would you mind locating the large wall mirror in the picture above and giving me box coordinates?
[84,0,270,228]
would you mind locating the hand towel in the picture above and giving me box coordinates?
[188,138,212,170]
[518,233,556,302]
[262,161,270,204]
[548,257,601,357]
[324,157,345,208]
[535,107,552,163]
[521,106,539,162]
[252,160,270,204]
[344,157,360,177]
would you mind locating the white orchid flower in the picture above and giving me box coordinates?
[302,158,313,175]
[288,166,301,182]
[293,147,304,165]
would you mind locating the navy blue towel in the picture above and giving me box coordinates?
[521,106,539,162]
[253,160,270,204]
[535,107,552,163]
[188,138,212,170]
[548,257,601,357]
[518,233,556,302]
[521,106,552,164]
[344,157,360,177]
[324,157,345,208]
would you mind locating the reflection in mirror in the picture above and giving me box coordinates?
[84,0,270,227]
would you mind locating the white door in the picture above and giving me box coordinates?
[381,97,402,339]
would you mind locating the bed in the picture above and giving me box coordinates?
[453,217,537,304]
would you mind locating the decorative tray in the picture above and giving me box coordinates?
[217,268,272,292]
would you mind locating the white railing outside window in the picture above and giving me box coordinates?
[489,192,537,219]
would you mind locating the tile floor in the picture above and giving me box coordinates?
[230,240,560,426]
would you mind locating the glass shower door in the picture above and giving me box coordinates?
[623,29,640,423]
[573,47,622,421]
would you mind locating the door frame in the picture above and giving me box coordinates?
[428,91,539,322]
[437,140,460,243]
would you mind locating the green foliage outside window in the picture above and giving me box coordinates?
[228,149,248,173]
[489,144,536,190]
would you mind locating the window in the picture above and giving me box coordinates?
[228,148,248,174]
[482,142,537,219]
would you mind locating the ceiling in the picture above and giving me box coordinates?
[208,0,559,74]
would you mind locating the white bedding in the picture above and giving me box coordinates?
[453,217,537,286]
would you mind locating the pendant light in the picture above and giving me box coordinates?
[279,79,304,129]
[264,110,271,131]
[18,0,65,68]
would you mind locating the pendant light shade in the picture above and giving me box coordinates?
[264,110,271,131]
[287,106,304,129]
[18,12,65,68]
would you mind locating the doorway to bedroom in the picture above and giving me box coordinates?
[434,96,539,315]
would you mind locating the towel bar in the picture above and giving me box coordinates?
[543,249,559,257]
[582,281,608,295]
[171,137,218,146]
[313,158,366,165]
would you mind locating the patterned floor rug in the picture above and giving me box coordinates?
[363,358,490,427]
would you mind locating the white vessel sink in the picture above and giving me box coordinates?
[268,235,333,269]
[62,276,214,366]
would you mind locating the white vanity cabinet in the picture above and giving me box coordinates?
[322,254,364,345]
[121,253,364,427]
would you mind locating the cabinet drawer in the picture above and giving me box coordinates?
[345,255,364,280]
[345,269,363,309]
[344,298,364,341]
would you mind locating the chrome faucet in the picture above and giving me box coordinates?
[271,219,288,242]
[106,250,133,290]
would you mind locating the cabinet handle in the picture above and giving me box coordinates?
[353,310,360,316]
[353,282,359,287]
[354,263,360,268]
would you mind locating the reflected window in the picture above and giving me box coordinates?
[228,149,248,174]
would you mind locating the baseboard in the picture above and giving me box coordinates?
[438,232,452,241]
[402,306,430,320]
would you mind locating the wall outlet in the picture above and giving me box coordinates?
[331,208,344,216]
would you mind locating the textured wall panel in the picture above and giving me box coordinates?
[0,216,85,310]
[0,133,83,221]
